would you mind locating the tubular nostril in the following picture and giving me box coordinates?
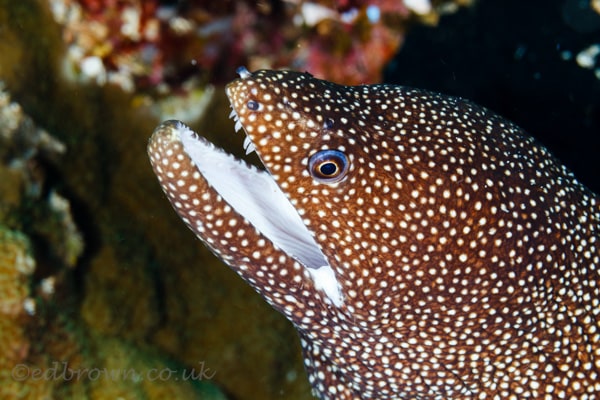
[236,66,252,79]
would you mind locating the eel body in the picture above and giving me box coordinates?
[148,68,600,399]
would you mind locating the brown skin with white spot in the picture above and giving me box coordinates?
[149,69,600,398]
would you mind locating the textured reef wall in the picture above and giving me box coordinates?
[1,0,598,399]
[7,0,570,399]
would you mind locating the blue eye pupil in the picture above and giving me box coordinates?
[319,162,337,176]
[247,100,260,110]
[308,149,349,183]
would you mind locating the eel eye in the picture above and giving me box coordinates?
[308,149,349,183]
[247,100,261,111]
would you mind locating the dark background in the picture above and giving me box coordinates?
[384,0,600,194]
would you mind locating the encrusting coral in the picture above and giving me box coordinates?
[0,226,54,399]
[0,1,487,399]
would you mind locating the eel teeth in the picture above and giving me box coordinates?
[234,119,243,133]
[243,136,256,155]
[230,106,251,152]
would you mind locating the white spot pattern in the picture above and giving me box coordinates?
[148,69,600,399]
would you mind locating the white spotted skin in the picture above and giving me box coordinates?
[149,69,600,399]
[147,122,333,317]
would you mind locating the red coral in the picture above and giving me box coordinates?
[52,0,420,91]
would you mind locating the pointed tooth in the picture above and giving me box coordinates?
[228,109,236,119]
[242,136,256,155]
[243,136,252,150]
[245,142,256,155]
[234,119,243,132]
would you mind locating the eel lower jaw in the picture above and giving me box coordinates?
[172,120,344,307]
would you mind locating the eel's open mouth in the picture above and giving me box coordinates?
[172,120,344,307]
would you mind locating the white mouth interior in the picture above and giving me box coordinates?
[176,121,343,307]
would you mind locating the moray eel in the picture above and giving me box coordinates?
[148,68,600,398]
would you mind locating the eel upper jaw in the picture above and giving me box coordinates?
[175,120,344,307]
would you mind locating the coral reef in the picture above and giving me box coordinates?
[0,80,83,276]
[0,226,54,400]
[559,0,600,80]
[57,335,228,400]
[0,82,65,168]
[0,1,518,399]
[48,0,472,92]
[0,227,35,354]
[0,36,229,400]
